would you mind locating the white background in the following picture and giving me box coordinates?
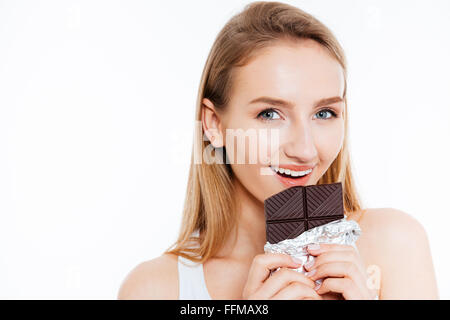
[0,0,449,299]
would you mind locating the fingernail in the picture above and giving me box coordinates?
[305,269,316,277]
[314,282,322,290]
[307,243,320,251]
[304,260,314,269]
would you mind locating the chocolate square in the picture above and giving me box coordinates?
[264,182,344,244]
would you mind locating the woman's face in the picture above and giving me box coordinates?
[203,39,345,202]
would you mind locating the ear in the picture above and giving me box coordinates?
[201,98,224,148]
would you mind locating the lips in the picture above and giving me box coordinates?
[273,164,315,172]
[270,165,314,187]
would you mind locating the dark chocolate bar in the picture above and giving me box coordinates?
[264,182,344,244]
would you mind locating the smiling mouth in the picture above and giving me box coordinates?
[270,166,313,178]
[269,165,314,187]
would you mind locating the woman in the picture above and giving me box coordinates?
[118,1,439,300]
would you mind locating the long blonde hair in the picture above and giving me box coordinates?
[165,1,364,263]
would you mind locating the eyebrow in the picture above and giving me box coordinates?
[249,96,344,108]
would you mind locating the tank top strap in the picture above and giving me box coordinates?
[177,230,212,300]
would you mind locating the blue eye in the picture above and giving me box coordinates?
[315,108,337,120]
[257,108,281,121]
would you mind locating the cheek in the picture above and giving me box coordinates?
[226,125,274,166]
[314,122,345,161]
[228,134,276,203]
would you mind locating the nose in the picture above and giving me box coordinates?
[283,119,318,163]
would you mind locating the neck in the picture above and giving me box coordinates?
[215,176,267,263]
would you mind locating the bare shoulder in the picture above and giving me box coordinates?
[117,253,179,300]
[359,208,426,241]
[355,207,430,258]
[358,207,428,246]
[356,207,439,299]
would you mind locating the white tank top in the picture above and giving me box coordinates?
[177,230,212,300]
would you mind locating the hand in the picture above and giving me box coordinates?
[303,243,379,300]
[242,252,323,300]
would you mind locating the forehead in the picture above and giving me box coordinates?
[232,39,345,105]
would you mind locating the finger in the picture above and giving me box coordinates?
[272,282,323,300]
[306,243,355,256]
[306,261,368,295]
[256,267,316,299]
[307,261,364,283]
[244,253,302,295]
[315,278,361,300]
[304,250,366,276]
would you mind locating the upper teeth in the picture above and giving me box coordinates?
[271,166,312,177]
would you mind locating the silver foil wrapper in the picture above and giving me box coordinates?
[263,216,362,290]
